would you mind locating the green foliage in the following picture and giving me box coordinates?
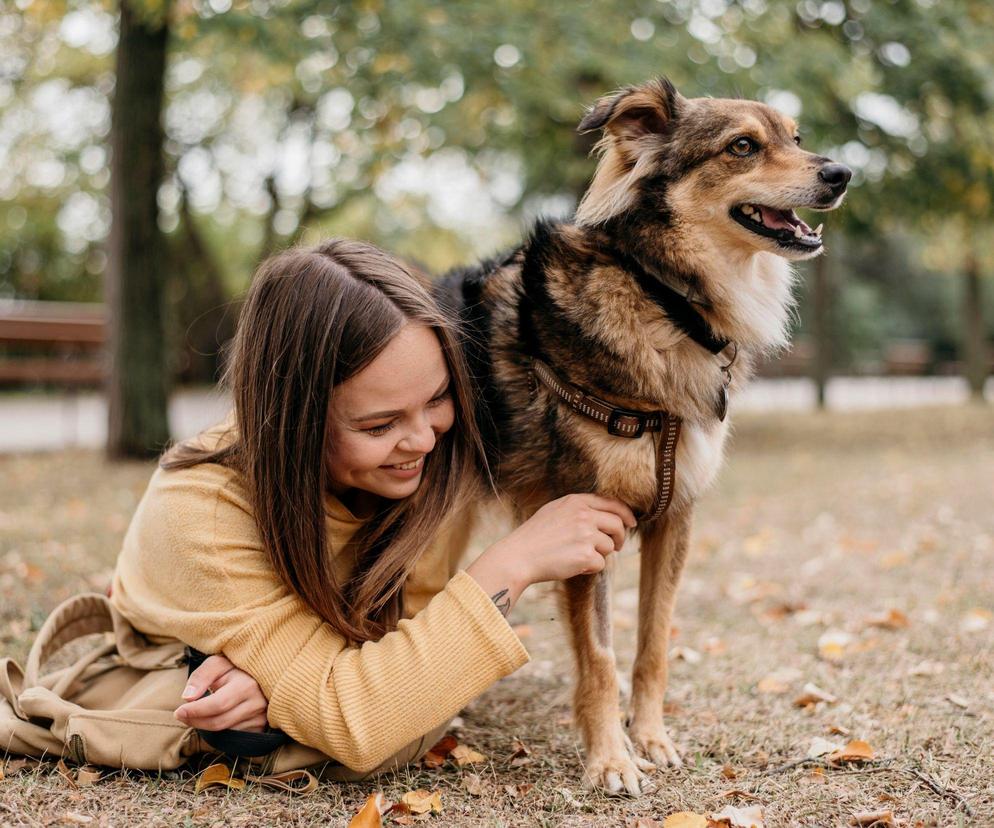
[1,0,992,378]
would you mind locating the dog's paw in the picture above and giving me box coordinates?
[628,722,683,769]
[583,752,653,796]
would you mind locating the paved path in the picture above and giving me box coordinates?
[0,377,989,453]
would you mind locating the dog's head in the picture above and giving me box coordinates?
[575,78,851,262]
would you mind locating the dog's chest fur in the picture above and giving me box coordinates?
[441,219,793,517]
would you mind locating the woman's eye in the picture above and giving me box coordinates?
[727,137,758,156]
[427,388,452,407]
[363,421,395,436]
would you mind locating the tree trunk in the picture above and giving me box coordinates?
[811,253,832,409]
[963,250,987,401]
[106,0,171,458]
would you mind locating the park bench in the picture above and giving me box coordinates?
[0,300,106,386]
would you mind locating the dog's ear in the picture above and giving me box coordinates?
[577,77,683,138]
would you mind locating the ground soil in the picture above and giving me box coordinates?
[1,406,992,827]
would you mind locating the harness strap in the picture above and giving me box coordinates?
[530,358,681,522]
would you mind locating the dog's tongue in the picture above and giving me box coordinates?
[758,205,813,235]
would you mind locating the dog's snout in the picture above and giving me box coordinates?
[818,163,853,194]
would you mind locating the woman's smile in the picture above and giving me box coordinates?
[380,455,426,477]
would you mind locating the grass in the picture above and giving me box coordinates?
[1,405,992,827]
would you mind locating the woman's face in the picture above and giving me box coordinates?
[327,323,456,501]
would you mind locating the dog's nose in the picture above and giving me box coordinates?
[818,163,853,194]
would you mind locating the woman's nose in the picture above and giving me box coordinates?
[399,417,437,454]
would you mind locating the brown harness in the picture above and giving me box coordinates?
[529,358,682,523]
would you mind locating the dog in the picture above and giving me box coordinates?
[436,77,851,795]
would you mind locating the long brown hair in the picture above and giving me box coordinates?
[162,239,486,643]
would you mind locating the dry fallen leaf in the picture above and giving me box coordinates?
[863,609,910,631]
[945,693,970,709]
[850,810,896,827]
[670,646,703,664]
[400,789,443,815]
[794,682,838,708]
[663,813,708,828]
[908,660,945,677]
[629,819,664,828]
[348,793,387,828]
[509,738,532,767]
[800,767,827,786]
[58,814,93,825]
[75,766,102,787]
[462,773,486,796]
[421,735,457,768]
[960,608,992,633]
[721,764,737,780]
[194,763,246,793]
[818,629,854,662]
[829,740,876,764]
[720,790,763,803]
[807,737,842,758]
[708,804,765,828]
[450,744,488,766]
[503,783,534,798]
[55,760,78,790]
[757,667,802,694]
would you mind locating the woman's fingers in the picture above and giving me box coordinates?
[577,494,637,529]
[182,654,234,701]
[179,698,264,733]
[591,510,627,551]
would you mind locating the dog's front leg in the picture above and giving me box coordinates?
[563,566,653,795]
[628,507,693,769]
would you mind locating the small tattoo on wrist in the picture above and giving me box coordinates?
[490,588,511,617]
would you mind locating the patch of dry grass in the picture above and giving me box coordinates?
[2,406,992,827]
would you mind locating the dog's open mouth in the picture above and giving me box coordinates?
[730,203,823,250]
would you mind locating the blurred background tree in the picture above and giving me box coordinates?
[0,0,991,453]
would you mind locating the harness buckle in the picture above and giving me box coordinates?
[607,410,646,438]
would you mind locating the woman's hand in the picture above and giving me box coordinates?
[174,654,269,733]
[466,493,636,616]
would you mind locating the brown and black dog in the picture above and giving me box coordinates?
[437,77,851,795]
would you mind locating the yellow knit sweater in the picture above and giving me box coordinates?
[110,420,529,773]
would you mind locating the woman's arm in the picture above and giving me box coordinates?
[113,467,631,771]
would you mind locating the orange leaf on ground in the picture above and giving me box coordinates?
[348,793,386,828]
[75,766,102,787]
[794,683,838,708]
[863,609,909,630]
[421,734,458,768]
[708,804,765,828]
[400,789,443,815]
[850,810,896,827]
[503,783,533,798]
[450,744,488,766]
[194,763,245,793]
[663,813,708,828]
[817,630,853,662]
[830,740,876,764]
[757,667,802,694]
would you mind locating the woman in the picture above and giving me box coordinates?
[111,238,635,777]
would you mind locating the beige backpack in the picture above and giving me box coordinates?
[0,592,331,779]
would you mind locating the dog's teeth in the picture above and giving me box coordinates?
[815,223,824,236]
[793,225,803,239]
[751,212,762,223]
[741,205,754,216]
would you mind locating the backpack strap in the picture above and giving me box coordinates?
[184,647,293,758]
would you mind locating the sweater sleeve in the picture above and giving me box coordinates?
[111,465,529,773]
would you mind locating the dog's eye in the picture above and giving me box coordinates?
[727,137,758,157]
[794,135,802,146]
